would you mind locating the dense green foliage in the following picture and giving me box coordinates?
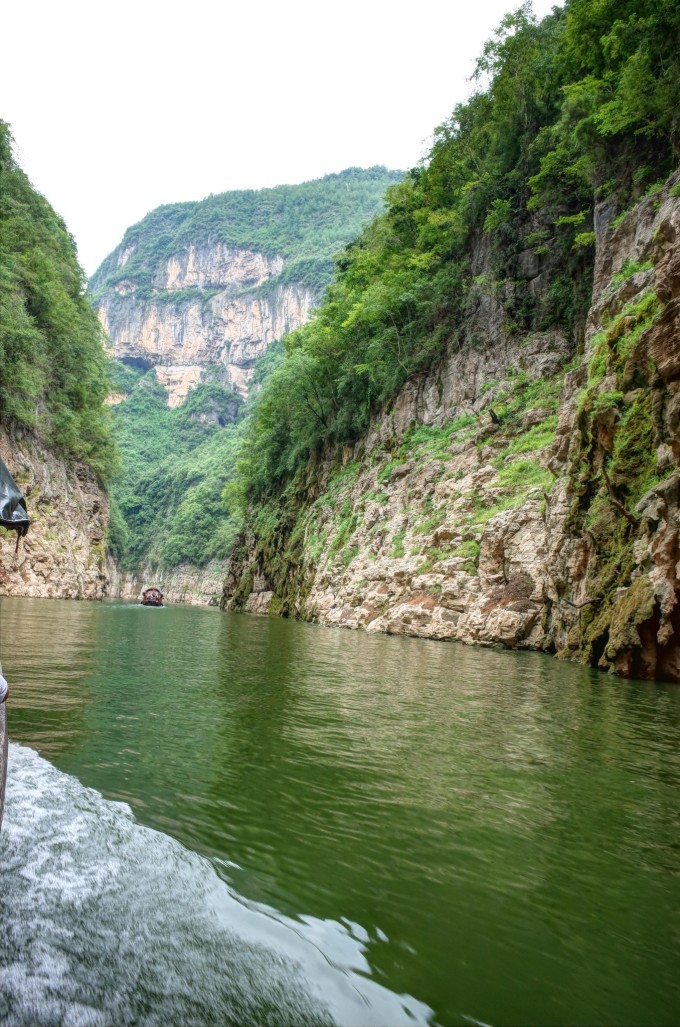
[90,167,403,300]
[104,169,400,569]
[0,123,115,477]
[235,0,680,503]
[105,0,680,573]
[109,366,244,569]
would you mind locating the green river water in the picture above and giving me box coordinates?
[0,596,679,1026]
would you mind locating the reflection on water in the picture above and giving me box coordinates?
[1,597,680,1026]
[0,596,100,759]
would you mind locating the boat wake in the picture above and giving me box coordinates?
[0,743,431,1027]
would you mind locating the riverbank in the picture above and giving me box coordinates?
[223,172,680,683]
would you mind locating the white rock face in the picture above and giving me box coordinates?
[156,245,284,292]
[108,558,227,606]
[117,244,135,269]
[96,245,317,405]
[154,366,203,408]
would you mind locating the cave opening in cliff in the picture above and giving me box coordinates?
[635,603,663,681]
[590,628,610,669]
[119,356,154,372]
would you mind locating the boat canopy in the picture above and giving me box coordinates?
[0,458,29,536]
[141,587,164,606]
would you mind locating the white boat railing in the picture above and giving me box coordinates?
[0,670,6,831]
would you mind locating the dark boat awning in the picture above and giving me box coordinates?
[0,458,29,536]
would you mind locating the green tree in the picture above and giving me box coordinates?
[0,122,116,479]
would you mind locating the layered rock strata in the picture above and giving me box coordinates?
[107,558,227,607]
[223,173,680,682]
[0,431,109,600]
[96,244,317,405]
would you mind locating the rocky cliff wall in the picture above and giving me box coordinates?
[96,244,317,405]
[107,557,227,607]
[223,173,680,682]
[546,176,680,680]
[0,431,109,600]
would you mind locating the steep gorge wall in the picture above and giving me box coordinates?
[97,243,317,404]
[0,431,109,600]
[99,242,318,599]
[546,178,680,679]
[223,174,680,682]
[107,557,227,607]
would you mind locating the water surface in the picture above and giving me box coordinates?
[1,597,679,1025]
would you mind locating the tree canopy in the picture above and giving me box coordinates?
[234,0,680,503]
[90,167,404,300]
[103,170,403,569]
[107,363,245,569]
[0,122,115,478]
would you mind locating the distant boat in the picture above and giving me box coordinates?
[141,587,164,607]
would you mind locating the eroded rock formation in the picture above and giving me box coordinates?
[96,243,317,405]
[223,173,680,682]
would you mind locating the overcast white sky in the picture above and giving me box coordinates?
[2,0,559,277]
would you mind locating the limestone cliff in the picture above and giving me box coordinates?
[98,245,317,601]
[107,557,226,607]
[96,244,317,405]
[0,430,109,600]
[223,172,680,682]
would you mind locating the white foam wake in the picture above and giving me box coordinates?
[0,743,431,1027]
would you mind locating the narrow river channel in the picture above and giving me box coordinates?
[1,597,679,1026]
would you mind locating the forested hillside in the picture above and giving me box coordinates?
[90,166,403,300]
[0,123,116,598]
[235,0,680,501]
[223,0,680,681]
[100,170,402,578]
[106,361,245,568]
[0,122,115,479]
